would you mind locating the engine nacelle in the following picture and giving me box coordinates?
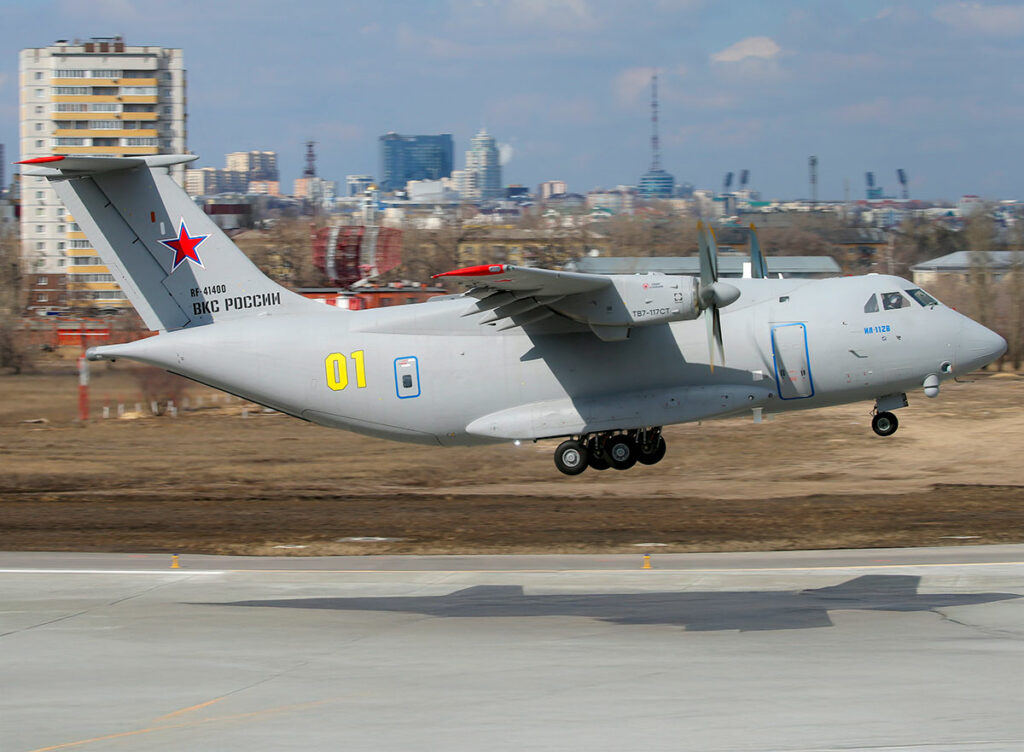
[550,273,701,329]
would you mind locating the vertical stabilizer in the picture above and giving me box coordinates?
[21,155,319,331]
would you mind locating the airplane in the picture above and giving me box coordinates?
[19,154,1006,475]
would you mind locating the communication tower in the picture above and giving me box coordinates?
[637,73,675,198]
[896,169,909,200]
[809,156,818,207]
[303,140,317,178]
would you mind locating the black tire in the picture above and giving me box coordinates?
[637,436,667,465]
[587,438,610,470]
[554,440,589,475]
[872,411,899,437]
[604,435,638,470]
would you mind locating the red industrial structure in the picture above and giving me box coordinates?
[311,225,403,287]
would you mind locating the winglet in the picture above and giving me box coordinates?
[433,264,508,279]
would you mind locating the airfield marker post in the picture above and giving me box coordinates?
[171,554,180,569]
[643,554,652,569]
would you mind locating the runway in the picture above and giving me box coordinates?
[2,547,1023,752]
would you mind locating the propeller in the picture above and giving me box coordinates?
[696,221,740,370]
[749,223,769,279]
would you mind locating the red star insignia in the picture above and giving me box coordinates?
[158,221,208,271]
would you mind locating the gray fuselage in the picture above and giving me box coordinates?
[97,273,1005,447]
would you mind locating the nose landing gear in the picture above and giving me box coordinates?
[553,428,665,476]
[871,411,899,436]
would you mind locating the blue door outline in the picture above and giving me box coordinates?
[771,323,815,400]
[394,355,421,399]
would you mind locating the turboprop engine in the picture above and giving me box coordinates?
[550,273,705,329]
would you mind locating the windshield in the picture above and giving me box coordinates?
[881,291,910,310]
[905,288,939,307]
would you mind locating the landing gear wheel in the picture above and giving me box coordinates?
[637,436,667,465]
[554,440,589,475]
[587,438,610,470]
[872,411,899,437]
[604,435,638,471]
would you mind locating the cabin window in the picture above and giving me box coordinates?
[881,291,910,310]
[905,288,938,307]
[863,294,879,313]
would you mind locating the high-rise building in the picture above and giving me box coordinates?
[346,175,374,196]
[378,133,453,192]
[465,128,502,201]
[19,36,186,310]
[538,180,567,201]
[226,150,278,181]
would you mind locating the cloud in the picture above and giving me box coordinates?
[612,67,657,108]
[933,2,1024,36]
[668,118,765,148]
[486,92,596,127]
[58,0,137,18]
[498,143,514,166]
[314,123,364,143]
[504,0,598,32]
[711,36,781,64]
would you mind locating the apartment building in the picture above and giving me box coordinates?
[19,36,186,311]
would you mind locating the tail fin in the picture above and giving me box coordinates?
[748,223,769,279]
[20,155,318,332]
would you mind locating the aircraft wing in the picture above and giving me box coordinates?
[432,264,612,331]
[433,264,611,295]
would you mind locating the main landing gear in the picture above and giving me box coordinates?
[553,428,666,476]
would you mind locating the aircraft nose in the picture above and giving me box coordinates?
[958,319,1007,372]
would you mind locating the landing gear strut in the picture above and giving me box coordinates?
[553,428,666,476]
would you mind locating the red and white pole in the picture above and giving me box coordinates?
[77,353,90,422]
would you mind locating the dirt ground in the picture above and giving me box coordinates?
[1,353,1023,555]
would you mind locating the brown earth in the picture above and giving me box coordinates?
[1,355,1023,555]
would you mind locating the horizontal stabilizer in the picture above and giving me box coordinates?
[18,154,199,176]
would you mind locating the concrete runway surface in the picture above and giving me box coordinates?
[2,546,1023,752]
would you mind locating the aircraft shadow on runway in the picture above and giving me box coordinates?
[209,575,1020,632]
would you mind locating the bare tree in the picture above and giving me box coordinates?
[0,225,30,373]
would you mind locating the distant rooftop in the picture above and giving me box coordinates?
[911,251,1023,272]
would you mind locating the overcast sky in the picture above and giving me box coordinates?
[2,0,1024,200]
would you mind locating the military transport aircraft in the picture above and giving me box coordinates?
[20,154,1006,475]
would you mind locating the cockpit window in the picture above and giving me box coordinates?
[905,288,938,307]
[863,294,879,313]
[881,291,910,310]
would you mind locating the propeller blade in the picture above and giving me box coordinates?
[749,223,768,279]
[705,304,725,372]
[696,222,733,370]
[697,221,717,290]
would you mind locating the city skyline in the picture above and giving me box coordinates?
[2,1,1024,200]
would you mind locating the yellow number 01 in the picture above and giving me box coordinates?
[325,351,367,391]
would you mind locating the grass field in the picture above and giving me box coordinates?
[2,355,1022,555]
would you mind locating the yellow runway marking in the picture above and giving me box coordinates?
[151,695,226,723]
[26,699,333,752]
